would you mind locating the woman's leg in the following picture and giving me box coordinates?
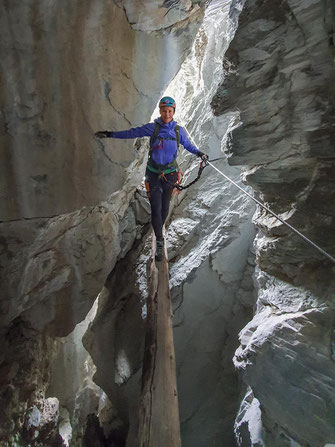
[161,171,178,226]
[146,169,164,240]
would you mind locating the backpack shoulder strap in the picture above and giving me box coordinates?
[150,122,160,148]
[175,124,180,147]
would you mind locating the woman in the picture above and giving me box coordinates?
[95,96,208,261]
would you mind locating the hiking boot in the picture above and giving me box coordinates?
[155,239,164,261]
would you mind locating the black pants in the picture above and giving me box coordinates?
[145,168,178,241]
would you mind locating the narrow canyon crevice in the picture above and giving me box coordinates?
[1,1,334,446]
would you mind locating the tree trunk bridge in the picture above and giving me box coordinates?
[138,235,181,447]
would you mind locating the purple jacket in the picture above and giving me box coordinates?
[111,118,200,166]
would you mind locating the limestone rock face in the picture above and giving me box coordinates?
[234,270,335,446]
[0,0,204,337]
[121,0,204,32]
[0,1,204,331]
[1,0,204,221]
[1,159,144,337]
[0,1,206,445]
[214,0,335,275]
[2,0,334,445]
[47,301,104,446]
[82,246,147,446]
[0,319,63,446]
[213,0,335,445]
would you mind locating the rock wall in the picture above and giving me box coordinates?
[2,0,334,445]
[213,0,335,445]
[0,1,206,445]
[0,0,204,221]
[0,319,62,446]
[0,0,205,334]
[215,0,335,275]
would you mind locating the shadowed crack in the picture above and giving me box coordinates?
[96,138,121,166]
[1,108,10,135]
[120,69,150,99]
[103,79,132,126]
[0,216,56,223]
[117,0,203,33]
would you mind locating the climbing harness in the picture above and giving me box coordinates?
[142,159,209,201]
[156,158,209,192]
[147,163,177,175]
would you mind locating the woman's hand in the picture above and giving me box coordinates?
[197,151,209,161]
[95,131,113,138]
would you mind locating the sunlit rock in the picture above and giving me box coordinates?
[122,0,204,32]
[215,0,335,273]
[213,0,335,445]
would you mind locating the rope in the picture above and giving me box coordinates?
[208,161,335,265]
[181,124,335,265]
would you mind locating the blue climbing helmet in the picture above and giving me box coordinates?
[159,96,176,109]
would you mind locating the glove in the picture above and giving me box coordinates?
[95,130,113,138]
[197,151,209,161]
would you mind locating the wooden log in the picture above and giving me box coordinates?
[138,235,181,447]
